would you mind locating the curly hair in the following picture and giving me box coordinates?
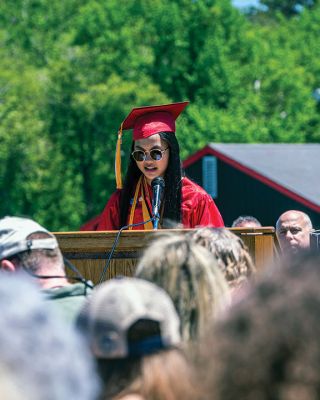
[189,228,256,290]
[135,233,230,342]
[200,251,320,400]
[119,132,182,228]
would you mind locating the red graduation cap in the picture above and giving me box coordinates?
[115,101,189,189]
[122,101,189,140]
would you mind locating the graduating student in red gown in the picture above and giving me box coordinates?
[89,102,224,231]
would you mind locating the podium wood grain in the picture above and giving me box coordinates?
[54,228,277,284]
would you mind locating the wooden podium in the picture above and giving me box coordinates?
[54,228,278,285]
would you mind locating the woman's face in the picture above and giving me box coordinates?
[133,134,170,185]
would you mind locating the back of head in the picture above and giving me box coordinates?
[77,277,200,400]
[0,216,63,274]
[0,272,99,400]
[78,277,181,360]
[135,233,230,341]
[190,228,256,289]
[201,251,320,400]
[231,215,262,228]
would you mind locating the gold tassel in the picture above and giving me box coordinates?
[128,176,154,230]
[115,123,123,189]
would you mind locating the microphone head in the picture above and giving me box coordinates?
[151,177,165,189]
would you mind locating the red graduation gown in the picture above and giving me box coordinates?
[93,177,224,231]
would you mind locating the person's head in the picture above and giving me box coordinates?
[231,215,262,228]
[0,216,65,286]
[135,233,230,342]
[190,228,256,291]
[199,251,320,400]
[119,102,188,228]
[276,210,313,255]
[77,277,198,400]
[133,133,170,185]
[0,272,99,400]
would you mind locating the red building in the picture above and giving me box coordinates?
[183,143,320,228]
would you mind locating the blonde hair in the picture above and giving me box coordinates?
[135,233,229,342]
[190,228,256,289]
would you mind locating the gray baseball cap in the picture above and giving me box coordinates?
[79,277,181,359]
[0,216,58,260]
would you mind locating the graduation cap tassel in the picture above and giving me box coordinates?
[115,123,123,189]
[114,102,189,190]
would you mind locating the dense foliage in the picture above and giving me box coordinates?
[0,0,319,229]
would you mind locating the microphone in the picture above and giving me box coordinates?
[151,177,165,230]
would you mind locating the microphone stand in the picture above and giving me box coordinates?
[153,213,160,230]
[151,177,165,230]
[98,217,154,284]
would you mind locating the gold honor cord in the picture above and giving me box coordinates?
[128,176,154,230]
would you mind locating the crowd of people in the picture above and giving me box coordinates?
[0,206,317,400]
[0,102,318,399]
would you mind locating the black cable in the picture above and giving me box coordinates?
[98,217,155,285]
[63,257,94,291]
[22,257,94,292]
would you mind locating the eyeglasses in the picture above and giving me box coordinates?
[131,147,169,162]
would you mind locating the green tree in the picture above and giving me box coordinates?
[0,0,319,229]
[0,53,84,230]
[259,0,319,17]
[0,0,84,65]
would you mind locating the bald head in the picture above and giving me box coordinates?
[276,210,313,254]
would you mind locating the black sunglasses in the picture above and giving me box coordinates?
[131,147,168,162]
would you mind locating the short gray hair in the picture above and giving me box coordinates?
[11,232,65,274]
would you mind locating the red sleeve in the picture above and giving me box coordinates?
[181,178,224,228]
[193,194,224,228]
[95,190,121,231]
[79,215,102,231]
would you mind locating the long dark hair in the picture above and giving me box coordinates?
[119,132,182,228]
